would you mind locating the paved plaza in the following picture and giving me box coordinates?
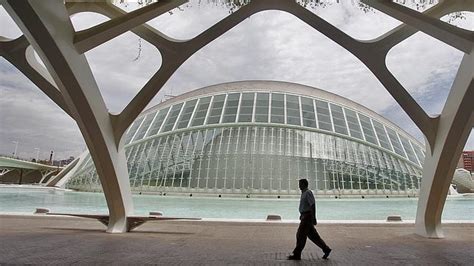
[0,215,473,265]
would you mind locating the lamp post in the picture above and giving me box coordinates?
[49,150,54,165]
[34,148,40,162]
[12,141,19,157]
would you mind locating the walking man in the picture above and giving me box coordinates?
[288,179,332,260]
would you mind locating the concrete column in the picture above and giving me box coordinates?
[415,51,473,238]
[3,0,133,233]
[1,0,472,238]
[18,169,23,185]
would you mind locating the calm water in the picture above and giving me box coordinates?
[0,186,473,221]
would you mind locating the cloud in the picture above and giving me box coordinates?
[0,1,472,161]
[0,59,85,160]
[0,6,22,39]
[71,12,163,114]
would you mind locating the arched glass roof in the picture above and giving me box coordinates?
[124,81,426,167]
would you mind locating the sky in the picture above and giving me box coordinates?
[0,0,473,161]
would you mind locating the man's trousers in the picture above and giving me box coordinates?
[292,213,330,257]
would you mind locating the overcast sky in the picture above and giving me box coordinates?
[0,1,472,161]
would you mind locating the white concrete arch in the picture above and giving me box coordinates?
[64,0,437,148]
[39,169,57,184]
[371,0,472,52]
[46,156,81,187]
[2,0,135,233]
[0,36,73,117]
[1,0,472,237]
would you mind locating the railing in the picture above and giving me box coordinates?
[0,154,61,167]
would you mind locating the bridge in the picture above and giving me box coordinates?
[1,0,472,237]
[0,156,62,185]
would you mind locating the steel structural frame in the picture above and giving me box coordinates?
[67,125,422,195]
[0,0,472,236]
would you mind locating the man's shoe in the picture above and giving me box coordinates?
[322,248,332,260]
[287,254,301,260]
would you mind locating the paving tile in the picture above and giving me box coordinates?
[0,215,473,265]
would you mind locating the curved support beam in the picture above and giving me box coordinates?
[181,0,268,56]
[3,0,133,233]
[273,1,374,60]
[39,169,57,184]
[0,36,18,55]
[0,168,14,176]
[2,0,471,238]
[66,1,180,53]
[46,156,80,187]
[0,168,19,183]
[24,46,56,86]
[415,51,474,238]
[111,54,182,142]
[372,0,469,53]
[65,0,436,150]
[113,0,264,139]
[96,0,436,157]
[276,1,436,147]
[0,36,73,117]
[74,0,187,54]
[363,0,474,54]
[364,57,439,148]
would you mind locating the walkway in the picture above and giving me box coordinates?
[0,156,59,171]
[0,215,472,265]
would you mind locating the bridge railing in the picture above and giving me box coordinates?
[0,154,62,167]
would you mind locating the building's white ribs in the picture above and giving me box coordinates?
[0,0,472,238]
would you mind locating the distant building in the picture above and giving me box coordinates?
[52,156,75,167]
[458,151,473,172]
[65,81,425,197]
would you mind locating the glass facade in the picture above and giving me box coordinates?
[271,93,285,124]
[67,85,425,196]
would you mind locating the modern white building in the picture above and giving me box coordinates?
[2,0,471,236]
[66,81,425,196]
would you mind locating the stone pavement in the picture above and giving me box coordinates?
[0,215,473,265]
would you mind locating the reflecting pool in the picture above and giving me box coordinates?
[1,186,473,221]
